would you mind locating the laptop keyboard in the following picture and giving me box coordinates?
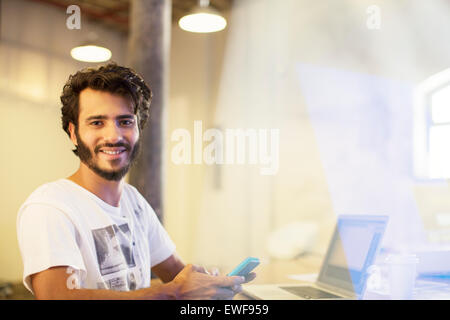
[280,286,342,299]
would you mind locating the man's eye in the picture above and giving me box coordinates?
[121,120,134,126]
[91,121,103,126]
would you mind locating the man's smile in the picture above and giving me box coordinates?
[99,147,127,155]
[98,149,127,160]
[95,145,129,161]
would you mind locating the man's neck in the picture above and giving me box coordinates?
[67,163,124,207]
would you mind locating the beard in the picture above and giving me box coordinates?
[75,127,141,181]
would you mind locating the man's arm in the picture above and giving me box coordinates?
[151,253,185,283]
[31,264,246,300]
[30,266,174,300]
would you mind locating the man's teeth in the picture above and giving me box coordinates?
[101,150,123,155]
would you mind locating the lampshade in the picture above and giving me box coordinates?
[179,6,227,33]
[70,44,112,63]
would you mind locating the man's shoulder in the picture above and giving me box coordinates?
[17,179,78,225]
[26,179,67,198]
[21,179,76,209]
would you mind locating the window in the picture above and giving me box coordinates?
[414,68,450,179]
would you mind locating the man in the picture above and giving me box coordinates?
[17,63,255,299]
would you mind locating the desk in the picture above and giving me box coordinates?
[236,253,450,300]
[242,254,322,285]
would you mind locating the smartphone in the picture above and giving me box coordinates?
[227,257,260,277]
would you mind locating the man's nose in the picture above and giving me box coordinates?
[103,122,123,143]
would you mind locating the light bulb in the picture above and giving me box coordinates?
[70,45,112,63]
[179,11,227,33]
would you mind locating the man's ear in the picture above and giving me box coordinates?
[68,122,78,147]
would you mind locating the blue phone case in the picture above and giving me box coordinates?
[227,257,260,276]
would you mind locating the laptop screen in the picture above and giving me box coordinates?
[317,215,388,296]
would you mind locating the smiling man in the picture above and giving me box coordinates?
[16,63,254,300]
[70,88,139,182]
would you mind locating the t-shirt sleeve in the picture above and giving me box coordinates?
[144,203,176,268]
[17,203,86,294]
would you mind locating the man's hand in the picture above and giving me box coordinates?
[190,265,257,298]
[192,264,256,281]
[168,264,247,300]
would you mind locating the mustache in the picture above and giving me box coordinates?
[94,142,131,153]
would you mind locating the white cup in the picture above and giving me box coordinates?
[385,254,419,300]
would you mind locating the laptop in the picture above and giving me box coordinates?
[242,215,389,300]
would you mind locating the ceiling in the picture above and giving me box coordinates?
[26,0,233,33]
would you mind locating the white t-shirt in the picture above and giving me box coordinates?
[17,179,176,294]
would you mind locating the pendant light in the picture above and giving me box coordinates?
[178,0,227,33]
[70,32,112,63]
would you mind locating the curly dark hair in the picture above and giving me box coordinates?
[60,62,152,154]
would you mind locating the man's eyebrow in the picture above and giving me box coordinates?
[85,115,107,122]
[116,114,135,120]
[85,114,135,122]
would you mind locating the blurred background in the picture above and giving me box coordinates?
[2,0,450,294]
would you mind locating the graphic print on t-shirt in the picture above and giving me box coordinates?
[92,223,139,291]
[116,223,136,268]
[92,225,127,276]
